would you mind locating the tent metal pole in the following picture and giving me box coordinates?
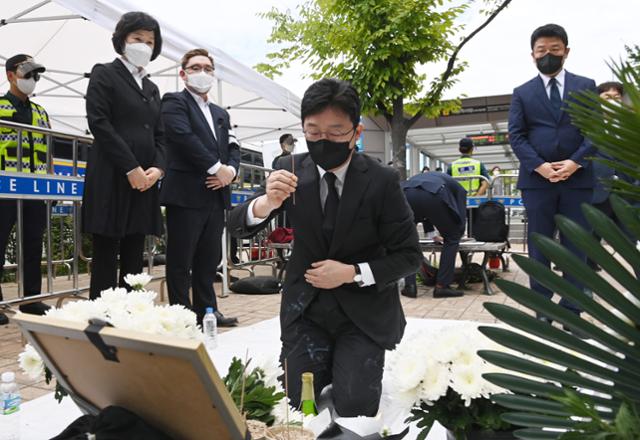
[226,97,261,109]
[40,73,85,97]
[239,123,300,142]
[3,0,51,23]
[49,116,86,134]
[35,94,84,99]
[149,63,180,76]
[37,74,85,95]
[2,15,84,24]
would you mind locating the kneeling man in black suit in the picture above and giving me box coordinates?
[228,79,421,417]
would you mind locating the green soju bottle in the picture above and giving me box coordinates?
[300,372,318,416]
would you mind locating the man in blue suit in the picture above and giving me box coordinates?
[161,49,240,327]
[401,172,467,298]
[509,24,597,320]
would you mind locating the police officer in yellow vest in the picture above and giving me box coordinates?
[0,54,52,325]
[447,137,489,196]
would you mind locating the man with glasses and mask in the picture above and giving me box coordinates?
[160,49,240,327]
[508,24,596,327]
[229,78,421,417]
[0,54,52,324]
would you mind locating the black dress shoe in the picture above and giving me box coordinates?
[215,311,239,327]
[401,284,418,298]
[0,312,8,325]
[19,301,51,316]
[433,287,464,298]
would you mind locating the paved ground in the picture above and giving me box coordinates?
[0,252,548,403]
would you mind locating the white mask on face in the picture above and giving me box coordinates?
[186,71,215,94]
[17,77,36,95]
[124,42,153,68]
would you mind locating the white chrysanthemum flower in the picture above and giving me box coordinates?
[271,396,312,426]
[391,354,428,392]
[123,273,153,291]
[45,299,107,323]
[450,365,484,405]
[418,360,450,403]
[98,287,130,304]
[18,344,44,379]
[254,354,284,391]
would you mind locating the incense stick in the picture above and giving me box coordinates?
[284,358,290,440]
[291,154,296,205]
[240,349,249,416]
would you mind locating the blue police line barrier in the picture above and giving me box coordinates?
[52,205,74,216]
[1,169,259,206]
[0,172,84,201]
[466,196,524,207]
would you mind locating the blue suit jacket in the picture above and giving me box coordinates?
[508,71,597,189]
[160,89,241,209]
[401,172,467,232]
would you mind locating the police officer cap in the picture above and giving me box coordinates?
[5,54,46,75]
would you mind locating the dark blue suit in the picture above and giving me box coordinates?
[509,71,596,313]
[402,172,467,288]
[160,89,240,322]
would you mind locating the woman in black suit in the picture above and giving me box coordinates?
[83,12,165,299]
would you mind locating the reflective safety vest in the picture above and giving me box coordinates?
[0,98,50,174]
[450,157,481,192]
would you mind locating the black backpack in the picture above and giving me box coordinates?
[472,200,509,242]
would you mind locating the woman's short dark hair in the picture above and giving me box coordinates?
[597,81,624,96]
[112,11,163,61]
[301,78,361,128]
[530,24,568,50]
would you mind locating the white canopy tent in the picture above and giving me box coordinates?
[0,0,303,159]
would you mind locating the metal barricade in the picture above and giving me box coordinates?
[487,174,527,251]
[0,120,90,311]
[221,162,282,297]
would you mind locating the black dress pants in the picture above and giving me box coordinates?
[89,234,146,299]
[280,292,385,417]
[165,199,225,323]
[0,200,47,299]
[404,188,464,288]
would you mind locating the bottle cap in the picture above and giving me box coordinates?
[206,307,214,314]
[1,372,15,382]
[301,372,314,382]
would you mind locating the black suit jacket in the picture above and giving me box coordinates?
[160,89,241,209]
[228,153,422,349]
[82,59,165,237]
[402,172,467,233]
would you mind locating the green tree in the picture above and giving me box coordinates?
[626,44,640,67]
[256,0,512,178]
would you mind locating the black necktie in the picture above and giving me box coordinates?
[322,172,340,244]
[549,77,562,116]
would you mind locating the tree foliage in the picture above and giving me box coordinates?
[256,0,512,177]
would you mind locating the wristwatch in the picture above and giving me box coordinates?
[353,264,365,287]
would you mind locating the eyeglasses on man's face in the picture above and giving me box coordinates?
[185,64,215,74]
[303,127,355,142]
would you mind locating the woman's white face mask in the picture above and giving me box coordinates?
[186,71,215,94]
[124,42,153,68]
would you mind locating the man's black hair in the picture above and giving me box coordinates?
[530,24,568,50]
[597,81,624,96]
[112,11,163,61]
[459,137,474,154]
[301,78,361,128]
[279,133,293,145]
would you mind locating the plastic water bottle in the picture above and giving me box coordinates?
[203,307,218,350]
[1,371,20,440]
